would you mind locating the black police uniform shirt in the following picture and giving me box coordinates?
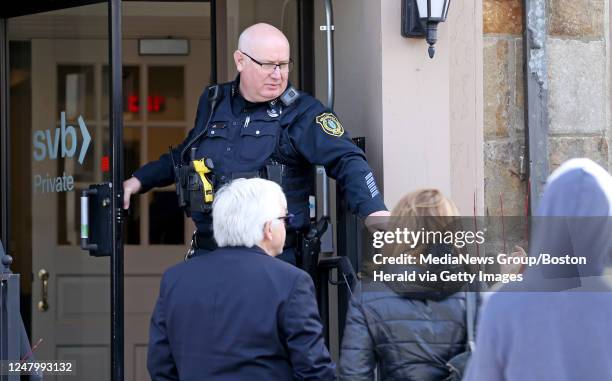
[133,76,386,235]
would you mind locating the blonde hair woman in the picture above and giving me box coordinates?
[339,189,471,381]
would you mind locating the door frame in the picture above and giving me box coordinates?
[1,1,126,380]
[1,18,8,249]
[108,1,124,380]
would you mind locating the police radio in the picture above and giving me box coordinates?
[280,85,300,107]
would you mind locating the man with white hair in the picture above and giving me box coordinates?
[147,178,336,380]
[123,22,389,265]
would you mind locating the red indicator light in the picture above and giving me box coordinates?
[127,94,166,113]
[128,95,139,113]
[101,156,110,172]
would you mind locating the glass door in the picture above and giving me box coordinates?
[8,4,113,380]
[7,2,213,380]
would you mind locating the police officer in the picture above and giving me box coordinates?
[123,23,389,263]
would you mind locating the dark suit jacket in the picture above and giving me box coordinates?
[147,246,336,381]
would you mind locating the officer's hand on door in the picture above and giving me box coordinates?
[122,177,142,209]
[365,210,391,233]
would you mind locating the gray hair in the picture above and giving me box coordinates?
[212,178,287,248]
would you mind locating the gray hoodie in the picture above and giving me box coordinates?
[464,158,612,381]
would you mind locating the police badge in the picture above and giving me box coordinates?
[267,107,280,118]
[316,113,344,137]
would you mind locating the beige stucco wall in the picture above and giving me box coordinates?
[449,1,485,215]
[380,1,452,208]
[316,0,484,215]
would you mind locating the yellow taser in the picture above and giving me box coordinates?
[192,158,214,203]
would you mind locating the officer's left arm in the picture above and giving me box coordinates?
[288,105,387,218]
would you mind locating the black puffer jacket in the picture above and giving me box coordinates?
[338,250,470,381]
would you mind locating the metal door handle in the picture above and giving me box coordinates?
[38,269,49,312]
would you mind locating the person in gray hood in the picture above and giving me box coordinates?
[338,189,472,381]
[464,158,612,381]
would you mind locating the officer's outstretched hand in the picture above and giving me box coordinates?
[123,177,142,209]
[365,210,391,233]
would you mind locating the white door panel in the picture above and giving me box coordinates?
[31,36,208,381]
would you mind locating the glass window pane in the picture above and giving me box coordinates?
[147,126,185,162]
[124,195,141,245]
[147,66,185,121]
[124,126,141,177]
[55,65,98,184]
[57,186,82,246]
[57,65,95,120]
[102,65,140,121]
[147,127,185,244]
[54,123,97,184]
[96,126,141,245]
[149,191,184,244]
[101,125,112,184]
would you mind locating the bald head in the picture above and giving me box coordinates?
[234,23,291,103]
[238,23,290,55]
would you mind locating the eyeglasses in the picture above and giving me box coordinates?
[240,50,293,74]
[277,213,295,226]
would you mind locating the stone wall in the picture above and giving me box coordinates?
[547,0,609,173]
[483,0,610,216]
[484,0,525,216]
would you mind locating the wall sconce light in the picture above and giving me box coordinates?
[401,0,451,58]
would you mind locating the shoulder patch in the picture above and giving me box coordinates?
[316,113,344,137]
